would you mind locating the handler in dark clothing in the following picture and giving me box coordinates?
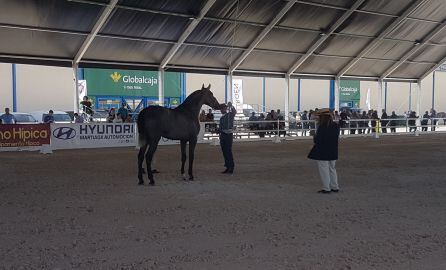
[308,108,340,194]
[219,102,236,174]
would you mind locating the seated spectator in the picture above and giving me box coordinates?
[421,111,429,132]
[0,107,16,124]
[44,110,55,123]
[206,109,214,122]
[80,96,93,116]
[248,112,258,131]
[74,113,84,123]
[257,113,266,138]
[118,103,129,122]
[408,111,417,132]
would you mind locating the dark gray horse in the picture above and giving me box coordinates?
[137,84,221,185]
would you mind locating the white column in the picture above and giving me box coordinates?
[158,68,164,106]
[73,64,80,113]
[285,74,290,122]
[334,77,340,112]
[378,80,383,115]
[416,81,421,116]
[226,72,233,103]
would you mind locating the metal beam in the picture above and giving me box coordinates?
[337,0,428,77]
[381,20,446,79]
[160,0,216,69]
[287,0,366,76]
[230,0,297,72]
[73,0,118,64]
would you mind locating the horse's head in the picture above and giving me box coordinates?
[201,84,221,110]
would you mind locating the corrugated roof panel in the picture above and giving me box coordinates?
[257,28,319,53]
[314,35,371,57]
[118,0,208,15]
[365,40,414,61]
[100,9,190,41]
[344,59,395,77]
[408,45,446,63]
[84,37,171,64]
[359,0,409,15]
[206,0,284,25]
[169,45,244,69]
[386,20,438,42]
[0,0,102,32]
[410,0,446,22]
[0,28,84,58]
[294,55,352,75]
[336,13,394,36]
[186,21,263,48]
[390,62,435,78]
[306,0,353,8]
[238,51,297,72]
[278,3,344,31]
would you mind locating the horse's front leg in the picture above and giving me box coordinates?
[180,140,187,180]
[137,144,148,185]
[188,138,197,181]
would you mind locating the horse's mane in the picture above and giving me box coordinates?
[175,90,203,110]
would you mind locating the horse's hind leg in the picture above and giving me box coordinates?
[146,139,160,185]
[137,144,148,185]
[180,140,187,180]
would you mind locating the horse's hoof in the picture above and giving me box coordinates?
[138,181,144,185]
[182,174,187,181]
[152,169,160,174]
[148,181,155,186]
[189,177,194,181]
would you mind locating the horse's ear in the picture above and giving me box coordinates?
[202,83,205,89]
[207,84,211,90]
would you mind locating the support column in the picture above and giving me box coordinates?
[377,80,383,116]
[432,71,436,109]
[409,83,412,111]
[262,77,266,111]
[226,72,233,103]
[12,64,17,112]
[384,81,388,112]
[285,74,290,122]
[297,78,301,111]
[73,64,80,113]
[158,68,164,106]
[416,81,421,117]
[334,77,340,112]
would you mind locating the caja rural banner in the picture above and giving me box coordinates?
[51,123,136,149]
[0,124,50,151]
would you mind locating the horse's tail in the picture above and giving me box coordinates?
[137,110,147,147]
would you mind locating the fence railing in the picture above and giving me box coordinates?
[200,117,446,141]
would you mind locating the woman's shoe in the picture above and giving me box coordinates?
[331,189,339,193]
[317,190,331,194]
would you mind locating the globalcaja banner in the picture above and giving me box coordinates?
[51,123,136,149]
[0,124,50,150]
[340,80,360,108]
[84,68,181,98]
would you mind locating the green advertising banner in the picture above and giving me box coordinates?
[340,80,360,108]
[84,68,181,97]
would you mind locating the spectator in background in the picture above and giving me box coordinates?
[339,109,348,135]
[80,96,93,116]
[125,115,133,123]
[381,109,388,133]
[389,111,398,133]
[430,108,437,131]
[118,103,129,122]
[43,110,55,123]
[301,110,309,136]
[107,108,116,123]
[371,110,379,133]
[360,111,368,134]
[206,109,214,122]
[307,108,340,194]
[258,113,266,138]
[199,110,207,122]
[350,111,358,135]
[248,111,258,132]
[74,113,84,123]
[113,113,123,123]
[421,111,429,132]
[0,108,16,124]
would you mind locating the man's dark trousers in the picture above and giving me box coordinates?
[220,132,234,172]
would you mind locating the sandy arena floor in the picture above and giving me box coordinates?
[1,135,446,269]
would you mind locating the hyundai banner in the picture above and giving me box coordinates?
[51,123,136,149]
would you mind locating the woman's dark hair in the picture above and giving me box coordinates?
[319,113,333,127]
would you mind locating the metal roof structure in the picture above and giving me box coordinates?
[1,0,446,82]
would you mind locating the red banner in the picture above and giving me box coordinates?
[0,124,50,148]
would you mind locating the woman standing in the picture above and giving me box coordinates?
[308,109,340,194]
